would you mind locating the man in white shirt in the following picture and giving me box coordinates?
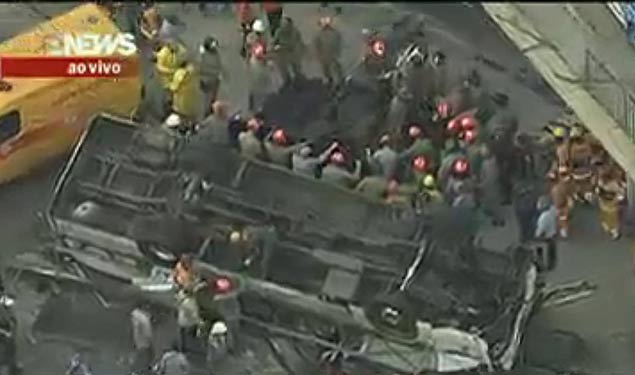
[130,305,154,375]
[534,196,558,271]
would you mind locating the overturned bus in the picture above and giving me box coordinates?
[8,114,551,374]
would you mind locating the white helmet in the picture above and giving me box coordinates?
[252,19,266,33]
[164,113,182,128]
[211,321,228,335]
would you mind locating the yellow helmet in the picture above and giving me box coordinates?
[423,174,436,188]
[552,126,566,139]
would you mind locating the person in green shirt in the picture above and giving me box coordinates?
[399,125,439,169]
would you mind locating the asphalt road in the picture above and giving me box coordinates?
[0,2,632,374]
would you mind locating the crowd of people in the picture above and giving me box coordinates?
[88,2,632,374]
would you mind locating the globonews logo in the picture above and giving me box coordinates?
[45,33,137,57]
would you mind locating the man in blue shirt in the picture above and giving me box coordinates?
[535,195,558,271]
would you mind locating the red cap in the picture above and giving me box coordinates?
[463,129,478,143]
[371,39,386,57]
[330,152,345,164]
[408,125,422,138]
[447,118,460,133]
[437,101,451,119]
[412,155,428,172]
[272,128,287,145]
[460,115,478,131]
[453,158,470,174]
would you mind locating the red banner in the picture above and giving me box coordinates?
[0,56,139,78]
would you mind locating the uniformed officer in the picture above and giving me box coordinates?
[246,19,274,112]
[272,16,307,88]
[198,36,226,117]
[291,142,339,178]
[238,118,267,160]
[399,125,438,171]
[321,152,362,188]
[264,128,306,168]
[596,165,625,240]
[313,15,343,87]
[370,134,398,179]
[569,126,595,203]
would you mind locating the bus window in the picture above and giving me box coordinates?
[0,111,21,144]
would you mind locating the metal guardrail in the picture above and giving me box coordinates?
[583,48,635,142]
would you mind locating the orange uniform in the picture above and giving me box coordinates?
[550,176,572,238]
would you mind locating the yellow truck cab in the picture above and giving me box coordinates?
[0,3,141,185]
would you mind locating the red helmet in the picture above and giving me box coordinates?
[408,125,422,138]
[412,155,428,172]
[462,129,478,143]
[447,118,460,134]
[460,115,478,131]
[452,158,470,175]
[252,41,266,60]
[371,39,386,57]
[436,101,451,120]
[330,152,345,165]
[272,129,287,145]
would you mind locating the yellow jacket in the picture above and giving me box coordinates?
[155,43,187,88]
[169,63,202,121]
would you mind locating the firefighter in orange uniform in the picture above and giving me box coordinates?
[549,168,573,239]
[596,164,625,240]
[569,126,595,203]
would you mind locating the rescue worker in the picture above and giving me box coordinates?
[262,2,284,37]
[130,303,154,375]
[207,321,231,366]
[264,128,306,168]
[385,87,412,137]
[272,16,307,88]
[355,175,389,200]
[177,288,202,353]
[399,125,438,171]
[313,15,343,87]
[547,125,570,177]
[292,142,339,178]
[596,166,625,240]
[420,174,444,204]
[169,59,203,124]
[550,169,573,239]
[438,137,465,189]
[246,19,273,112]
[155,39,188,89]
[569,126,595,203]
[238,118,267,160]
[172,254,197,291]
[535,195,559,271]
[237,1,255,59]
[445,157,472,204]
[321,152,362,188]
[198,36,226,117]
[370,134,398,179]
[478,145,504,226]
[154,341,190,375]
[196,101,231,145]
[411,155,431,190]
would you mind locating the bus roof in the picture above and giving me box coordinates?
[0,4,122,107]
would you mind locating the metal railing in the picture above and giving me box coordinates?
[582,48,635,142]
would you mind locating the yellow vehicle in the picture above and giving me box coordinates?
[0,3,141,185]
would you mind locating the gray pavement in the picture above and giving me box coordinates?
[0,2,632,374]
